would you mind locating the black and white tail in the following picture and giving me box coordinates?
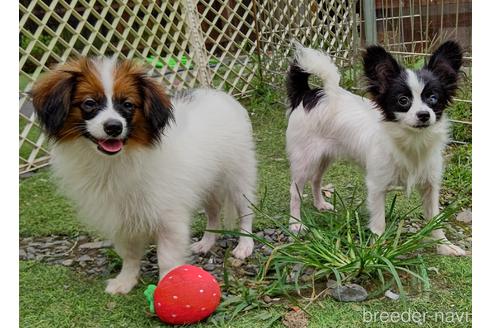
[286,41,341,114]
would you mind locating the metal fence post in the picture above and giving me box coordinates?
[363,0,377,45]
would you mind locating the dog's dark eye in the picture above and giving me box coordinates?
[398,96,411,108]
[123,101,134,110]
[427,94,438,105]
[81,99,97,112]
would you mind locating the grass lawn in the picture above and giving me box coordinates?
[19,86,472,327]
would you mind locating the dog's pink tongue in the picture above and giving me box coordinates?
[98,139,123,153]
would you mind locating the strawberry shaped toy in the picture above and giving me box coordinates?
[144,265,221,325]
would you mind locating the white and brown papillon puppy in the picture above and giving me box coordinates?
[285,41,465,256]
[31,57,257,294]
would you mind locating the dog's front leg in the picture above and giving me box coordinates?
[367,185,387,236]
[106,236,146,295]
[419,182,466,256]
[157,218,189,280]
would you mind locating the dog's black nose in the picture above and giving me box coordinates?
[103,120,123,137]
[416,111,430,122]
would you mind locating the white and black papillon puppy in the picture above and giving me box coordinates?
[286,41,465,256]
[31,57,257,294]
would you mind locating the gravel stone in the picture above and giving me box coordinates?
[76,235,88,243]
[40,242,58,249]
[95,258,107,266]
[384,289,400,300]
[228,258,243,268]
[62,259,74,267]
[329,283,368,302]
[203,263,216,271]
[77,255,92,263]
[79,240,112,249]
[261,245,273,256]
[456,209,472,224]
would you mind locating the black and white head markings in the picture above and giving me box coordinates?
[363,41,463,128]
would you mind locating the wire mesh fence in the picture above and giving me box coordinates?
[255,0,359,91]
[19,0,472,174]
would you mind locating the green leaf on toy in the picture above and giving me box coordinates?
[144,284,157,314]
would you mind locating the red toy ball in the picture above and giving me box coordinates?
[152,265,221,325]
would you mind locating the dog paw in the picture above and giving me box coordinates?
[368,220,385,237]
[191,239,215,254]
[289,222,306,234]
[437,243,466,256]
[232,238,254,259]
[315,201,334,212]
[105,276,138,295]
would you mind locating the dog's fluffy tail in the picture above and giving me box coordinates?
[286,41,340,113]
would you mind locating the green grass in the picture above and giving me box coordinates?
[20,170,86,237]
[19,87,471,327]
[19,257,471,328]
[20,261,156,328]
[442,144,472,209]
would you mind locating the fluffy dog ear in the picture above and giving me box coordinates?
[363,45,402,96]
[139,75,174,143]
[427,41,463,73]
[426,41,463,93]
[31,65,79,138]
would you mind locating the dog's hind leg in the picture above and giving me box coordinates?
[289,173,308,233]
[191,194,221,254]
[231,196,255,260]
[290,149,326,233]
[105,236,146,295]
[419,182,466,256]
[311,157,334,212]
[224,154,256,260]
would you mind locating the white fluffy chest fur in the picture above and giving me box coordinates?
[376,119,448,193]
[51,141,195,239]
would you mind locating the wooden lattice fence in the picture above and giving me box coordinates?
[19,0,470,174]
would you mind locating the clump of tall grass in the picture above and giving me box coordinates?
[251,192,455,299]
